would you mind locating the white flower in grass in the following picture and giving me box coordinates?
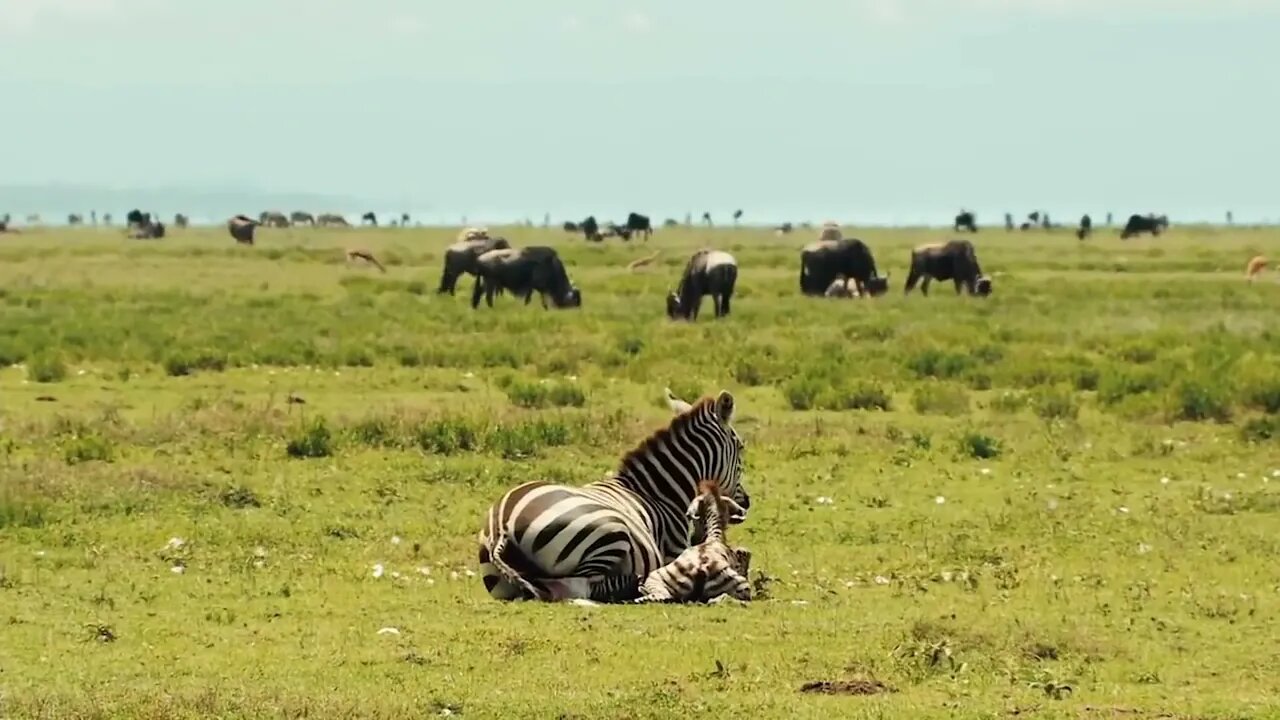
[372,563,385,579]
[170,565,184,574]
[165,537,185,550]
[391,536,402,546]
[935,496,946,505]
[377,627,400,636]
[1118,506,1130,514]
[815,496,833,506]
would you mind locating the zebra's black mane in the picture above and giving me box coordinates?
[615,395,716,476]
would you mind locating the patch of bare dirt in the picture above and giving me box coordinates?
[799,677,896,696]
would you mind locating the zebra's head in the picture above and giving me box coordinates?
[665,388,750,524]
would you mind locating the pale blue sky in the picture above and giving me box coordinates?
[2,0,1277,225]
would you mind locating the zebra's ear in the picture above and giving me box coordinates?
[665,387,693,415]
[714,390,735,423]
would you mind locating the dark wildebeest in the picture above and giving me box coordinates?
[361,212,378,226]
[626,212,653,240]
[174,213,189,229]
[128,219,165,240]
[259,211,289,228]
[563,220,580,233]
[68,213,83,226]
[775,222,793,235]
[316,213,349,227]
[580,215,602,242]
[472,246,582,310]
[438,235,513,295]
[228,215,259,245]
[1120,213,1169,239]
[603,222,633,241]
[732,209,743,226]
[954,210,978,233]
[799,238,890,298]
[663,218,679,228]
[1004,212,1014,232]
[701,212,713,226]
[904,240,991,297]
[291,211,315,226]
[126,209,150,227]
[666,249,738,321]
[1076,214,1093,240]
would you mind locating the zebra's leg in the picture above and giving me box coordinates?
[483,531,553,601]
[633,574,677,604]
[477,536,530,601]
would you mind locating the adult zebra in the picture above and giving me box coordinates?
[477,388,751,602]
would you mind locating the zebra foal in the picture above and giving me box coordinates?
[477,388,751,602]
[631,477,753,604]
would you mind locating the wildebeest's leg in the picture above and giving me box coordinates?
[904,267,922,295]
[920,276,932,296]
[470,277,485,309]
[437,269,456,295]
[486,282,499,308]
[954,278,964,294]
[721,291,731,317]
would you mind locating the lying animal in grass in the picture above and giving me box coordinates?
[536,478,753,605]
[345,249,386,273]
[1246,255,1268,282]
[627,250,661,272]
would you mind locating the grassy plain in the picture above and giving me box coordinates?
[1,222,1279,719]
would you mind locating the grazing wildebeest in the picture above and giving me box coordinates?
[472,246,582,310]
[580,215,602,242]
[316,213,349,227]
[1076,214,1093,240]
[68,213,83,226]
[603,222,632,241]
[666,249,738,321]
[126,209,149,227]
[904,240,991,297]
[174,213,189,229]
[361,212,378,226]
[291,211,315,226]
[258,211,289,228]
[663,218,679,228]
[799,238,889,298]
[563,220,580,233]
[626,212,653,240]
[954,210,978,233]
[774,222,793,236]
[1120,213,1169,239]
[128,218,165,240]
[228,215,259,245]
[438,235,513,295]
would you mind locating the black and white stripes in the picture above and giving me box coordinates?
[477,389,750,602]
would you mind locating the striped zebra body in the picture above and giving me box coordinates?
[634,478,753,604]
[478,389,750,602]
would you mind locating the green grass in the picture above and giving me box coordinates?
[1,224,1279,719]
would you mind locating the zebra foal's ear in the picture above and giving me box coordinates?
[714,390,735,423]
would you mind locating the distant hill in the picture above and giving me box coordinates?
[0,184,378,224]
